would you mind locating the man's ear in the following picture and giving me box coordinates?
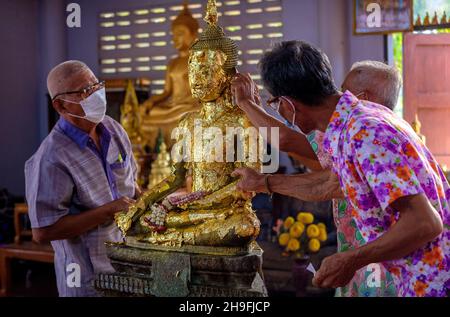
[52,99,67,115]
[357,91,369,101]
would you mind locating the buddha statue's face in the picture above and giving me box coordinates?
[188,49,229,102]
[172,25,196,51]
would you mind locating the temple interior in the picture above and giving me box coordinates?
[0,0,449,298]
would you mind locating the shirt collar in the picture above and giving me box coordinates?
[323,90,360,158]
[57,117,110,150]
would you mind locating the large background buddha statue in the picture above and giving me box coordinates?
[140,1,201,150]
[115,0,260,248]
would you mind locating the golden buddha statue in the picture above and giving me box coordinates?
[115,0,260,248]
[140,0,201,150]
[148,138,172,189]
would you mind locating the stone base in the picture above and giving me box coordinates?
[94,241,267,297]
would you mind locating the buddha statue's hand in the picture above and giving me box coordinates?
[167,191,210,207]
[115,199,146,234]
[115,162,187,235]
[139,191,209,233]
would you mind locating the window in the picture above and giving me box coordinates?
[98,0,283,99]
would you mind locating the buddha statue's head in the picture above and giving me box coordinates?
[188,0,238,102]
[171,1,199,52]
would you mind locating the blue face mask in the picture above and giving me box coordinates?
[275,96,309,136]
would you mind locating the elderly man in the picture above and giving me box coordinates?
[231,41,448,297]
[232,59,402,297]
[25,60,139,296]
[343,60,402,111]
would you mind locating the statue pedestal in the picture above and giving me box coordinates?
[94,241,267,297]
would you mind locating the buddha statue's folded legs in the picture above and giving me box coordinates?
[132,181,260,246]
[137,201,260,247]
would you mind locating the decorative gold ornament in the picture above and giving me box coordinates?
[432,11,439,25]
[415,14,422,26]
[148,136,172,190]
[441,11,448,25]
[121,80,141,144]
[423,12,431,26]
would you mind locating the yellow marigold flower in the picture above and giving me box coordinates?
[306,224,320,238]
[278,233,290,246]
[317,222,326,230]
[287,238,300,252]
[318,227,327,242]
[308,238,321,252]
[283,216,295,229]
[289,222,305,238]
[297,212,314,224]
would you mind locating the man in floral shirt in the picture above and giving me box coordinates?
[320,91,449,296]
[231,40,448,296]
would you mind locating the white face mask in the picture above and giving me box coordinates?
[276,96,309,136]
[61,88,107,124]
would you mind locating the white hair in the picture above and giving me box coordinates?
[350,60,402,110]
[47,60,90,99]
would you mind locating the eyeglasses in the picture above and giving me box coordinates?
[52,81,105,101]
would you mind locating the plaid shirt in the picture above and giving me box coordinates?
[25,116,137,296]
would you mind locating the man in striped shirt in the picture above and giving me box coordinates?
[25,60,139,296]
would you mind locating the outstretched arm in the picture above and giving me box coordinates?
[313,193,443,289]
[33,197,134,243]
[231,167,343,201]
[231,73,320,170]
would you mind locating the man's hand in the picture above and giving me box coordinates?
[32,196,136,244]
[103,196,136,218]
[231,73,261,109]
[312,250,359,289]
[231,168,266,193]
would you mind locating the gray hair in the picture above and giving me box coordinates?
[47,60,90,99]
[350,60,402,110]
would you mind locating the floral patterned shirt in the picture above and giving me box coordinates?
[308,131,397,297]
[322,91,449,297]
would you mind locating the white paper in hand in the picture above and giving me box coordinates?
[306,263,316,276]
